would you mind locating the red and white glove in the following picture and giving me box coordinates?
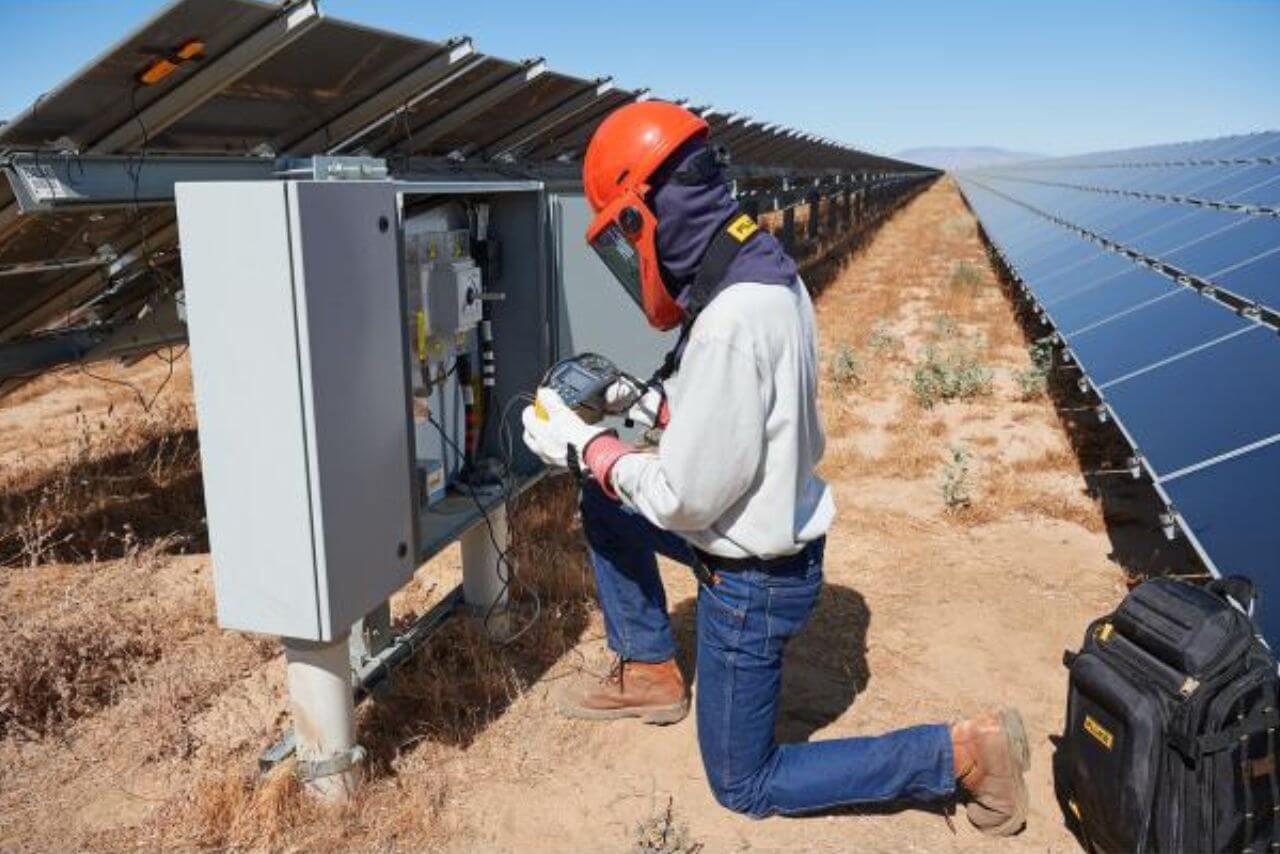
[522,388,639,497]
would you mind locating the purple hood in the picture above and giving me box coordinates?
[649,139,798,311]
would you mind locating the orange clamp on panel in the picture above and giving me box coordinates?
[138,38,205,85]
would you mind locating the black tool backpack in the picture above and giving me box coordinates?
[1058,576,1280,852]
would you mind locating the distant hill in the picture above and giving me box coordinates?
[894,146,1046,171]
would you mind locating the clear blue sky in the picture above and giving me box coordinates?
[1,0,1277,157]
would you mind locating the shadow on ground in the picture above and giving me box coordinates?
[0,427,207,566]
[356,477,596,774]
[670,582,872,744]
[981,240,1202,584]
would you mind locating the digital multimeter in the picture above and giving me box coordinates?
[536,352,621,418]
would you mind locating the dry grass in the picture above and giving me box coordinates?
[0,401,207,742]
[1009,446,1079,474]
[0,400,204,567]
[962,468,1106,533]
[169,475,595,849]
[885,416,947,478]
[186,765,338,850]
[0,610,163,740]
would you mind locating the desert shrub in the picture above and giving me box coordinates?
[949,260,982,291]
[1015,339,1054,400]
[910,344,993,409]
[829,343,862,386]
[866,323,900,355]
[632,796,700,854]
[941,445,973,511]
[931,315,959,338]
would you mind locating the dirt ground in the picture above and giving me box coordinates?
[0,178,1190,852]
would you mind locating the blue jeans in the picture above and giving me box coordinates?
[580,483,955,817]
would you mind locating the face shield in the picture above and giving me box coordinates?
[589,221,644,308]
[585,189,684,331]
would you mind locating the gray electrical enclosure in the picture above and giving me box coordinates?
[176,177,671,643]
[178,181,415,641]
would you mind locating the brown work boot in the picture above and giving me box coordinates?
[952,707,1031,836]
[554,656,688,725]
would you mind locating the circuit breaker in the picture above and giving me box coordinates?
[424,258,483,337]
[404,213,482,344]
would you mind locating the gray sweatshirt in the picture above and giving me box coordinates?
[609,279,836,558]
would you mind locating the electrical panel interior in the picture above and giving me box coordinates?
[400,189,547,558]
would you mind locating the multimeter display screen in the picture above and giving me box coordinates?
[557,363,597,392]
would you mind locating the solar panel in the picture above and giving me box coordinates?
[144,18,452,155]
[1050,267,1180,334]
[1163,440,1280,643]
[0,0,282,151]
[1065,289,1250,387]
[959,131,1280,640]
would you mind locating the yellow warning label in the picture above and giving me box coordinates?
[727,214,759,242]
[1083,714,1114,750]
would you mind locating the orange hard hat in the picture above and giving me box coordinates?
[582,102,709,330]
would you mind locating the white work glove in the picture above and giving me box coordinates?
[602,378,665,429]
[521,388,611,470]
[602,376,643,414]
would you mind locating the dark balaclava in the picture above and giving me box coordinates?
[648,138,798,312]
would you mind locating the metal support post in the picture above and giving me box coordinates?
[460,502,510,637]
[782,205,796,252]
[349,601,393,685]
[282,636,361,803]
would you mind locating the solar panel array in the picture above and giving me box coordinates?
[0,0,934,394]
[957,132,1280,642]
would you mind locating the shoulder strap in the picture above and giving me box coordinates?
[683,208,763,317]
[648,207,763,385]
[650,321,692,386]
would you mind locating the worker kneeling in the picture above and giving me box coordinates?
[521,102,1030,832]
